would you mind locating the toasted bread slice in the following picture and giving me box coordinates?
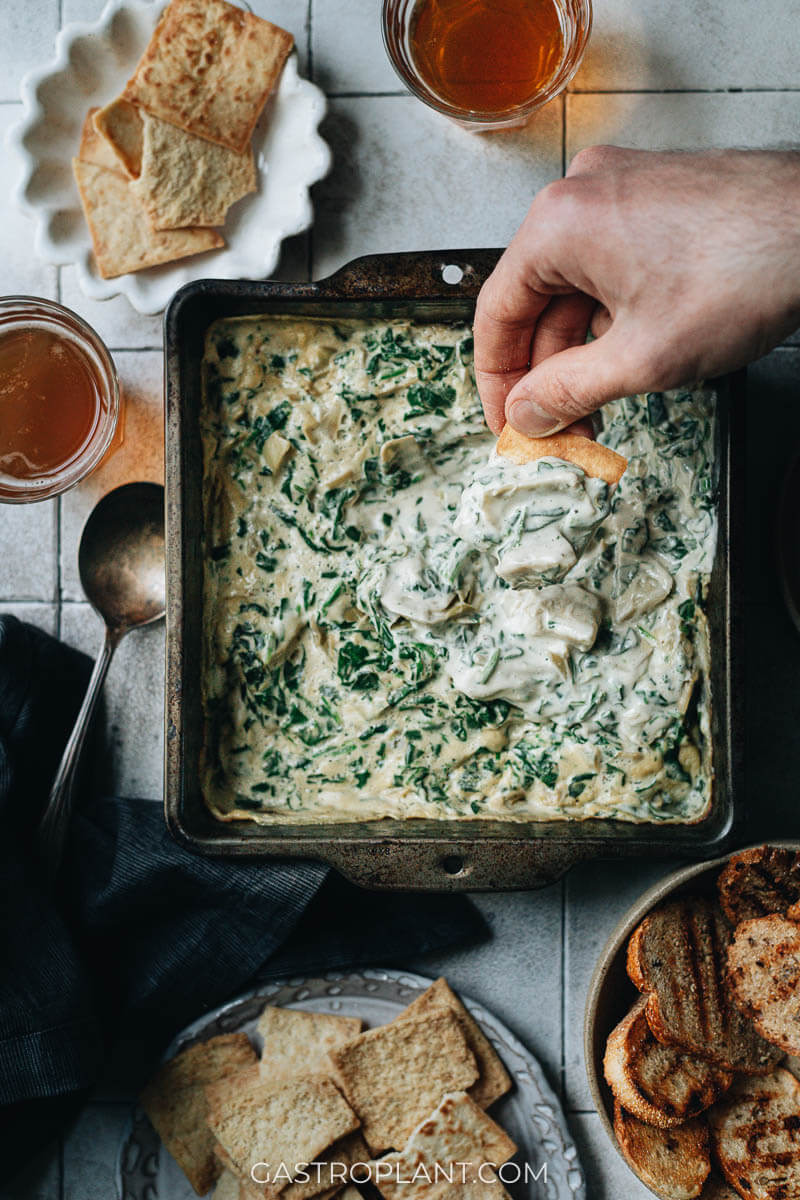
[396,979,512,1109]
[604,997,733,1127]
[496,425,627,484]
[718,846,800,926]
[613,1102,710,1199]
[708,1068,800,1199]
[727,913,800,1055]
[627,897,783,1075]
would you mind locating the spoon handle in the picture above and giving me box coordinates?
[37,627,120,881]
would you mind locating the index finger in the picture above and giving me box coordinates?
[473,249,551,434]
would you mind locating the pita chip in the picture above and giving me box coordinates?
[123,0,293,153]
[131,111,256,230]
[497,425,627,485]
[73,158,224,278]
[94,97,144,178]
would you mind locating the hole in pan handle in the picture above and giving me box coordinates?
[441,263,464,285]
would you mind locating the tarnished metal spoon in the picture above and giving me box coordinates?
[37,482,166,878]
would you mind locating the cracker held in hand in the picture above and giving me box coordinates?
[73,159,224,278]
[132,112,257,230]
[603,996,732,1128]
[397,978,511,1110]
[93,97,144,178]
[497,425,627,485]
[328,1009,478,1154]
[257,1006,363,1081]
[123,0,294,154]
[375,1091,516,1200]
[206,1072,359,1197]
[140,1032,258,1196]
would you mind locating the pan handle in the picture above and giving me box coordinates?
[316,249,503,302]
[316,839,594,892]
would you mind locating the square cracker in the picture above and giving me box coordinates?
[257,1007,363,1082]
[396,979,511,1110]
[131,111,257,230]
[216,1131,368,1200]
[140,1033,258,1196]
[73,158,224,278]
[375,1091,516,1200]
[206,1072,359,1199]
[496,425,627,485]
[79,108,125,172]
[328,1009,478,1155]
[93,97,144,178]
[123,0,294,154]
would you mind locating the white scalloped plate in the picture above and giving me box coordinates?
[116,969,586,1200]
[8,0,331,314]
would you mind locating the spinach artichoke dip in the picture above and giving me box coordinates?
[200,316,717,825]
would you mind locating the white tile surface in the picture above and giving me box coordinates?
[0,502,58,602]
[60,266,163,351]
[60,351,164,600]
[312,94,562,278]
[0,3,59,102]
[312,0,400,95]
[0,603,58,636]
[573,0,800,91]
[563,858,679,1112]
[567,90,800,158]
[60,602,164,800]
[0,106,58,300]
[570,1112,654,1200]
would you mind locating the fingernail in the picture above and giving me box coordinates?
[507,399,563,438]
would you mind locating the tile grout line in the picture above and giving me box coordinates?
[567,86,800,95]
[306,0,314,281]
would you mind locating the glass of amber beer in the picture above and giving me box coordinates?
[383,0,592,130]
[0,297,119,503]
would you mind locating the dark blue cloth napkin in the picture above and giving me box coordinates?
[0,615,487,1180]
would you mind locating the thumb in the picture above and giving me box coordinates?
[505,329,640,436]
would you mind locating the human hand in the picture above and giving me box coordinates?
[474,146,800,436]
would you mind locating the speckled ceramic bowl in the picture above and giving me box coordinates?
[583,841,800,1196]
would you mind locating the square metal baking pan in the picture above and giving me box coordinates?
[164,249,744,890]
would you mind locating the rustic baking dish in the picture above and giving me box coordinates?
[164,249,744,890]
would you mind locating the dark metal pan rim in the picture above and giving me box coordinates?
[164,249,744,890]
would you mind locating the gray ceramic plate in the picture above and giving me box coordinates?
[583,842,800,1198]
[117,968,585,1200]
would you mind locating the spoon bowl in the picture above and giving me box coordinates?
[38,481,166,879]
[79,481,166,632]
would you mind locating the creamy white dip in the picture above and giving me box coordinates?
[201,316,717,824]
